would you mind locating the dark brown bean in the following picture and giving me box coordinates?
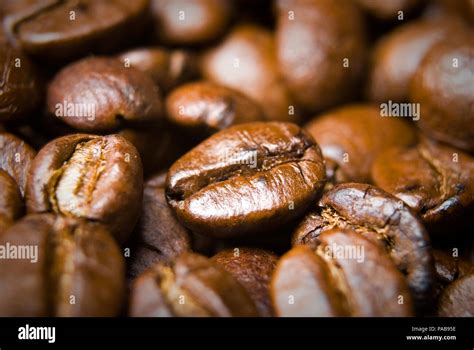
[0,131,36,196]
[47,57,163,133]
[129,252,258,317]
[166,122,326,238]
[272,229,414,316]
[26,134,143,244]
[304,105,417,183]
[0,43,41,122]
[4,0,149,61]
[292,183,434,308]
[0,214,125,316]
[212,247,278,317]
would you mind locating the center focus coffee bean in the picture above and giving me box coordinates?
[166,122,326,238]
[26,134,143,244]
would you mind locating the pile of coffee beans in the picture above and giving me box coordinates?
[0,0,473,317]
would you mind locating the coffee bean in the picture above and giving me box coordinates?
[201,25,299,123]
[0,169,23,233]
[4,0,149,61]
[151,0,232,45]
[0,131,36,196]
[0,43,41,122]
[272,228,414,316]
[410,35,474,152]
[305,105,417,183]
[371,138,474,235]
[127,183,191,281]
[433,249,474,286]
[0,214,125,316]
[129,252,258,316]
[276,0,367,113]
[212,247,278,317]
[47,57,163,133]
[166,81,265,137]
[166,122,326,238]
[367,18,467,103]
[292,183,434,309]
[438,273,474,317]
[26,134,143,244]
[354,0,420,20]
[117,47,196,93]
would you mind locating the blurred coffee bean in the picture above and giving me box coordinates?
[166,81,265,138]
[353,0,421,20]
[26,134,143,244]
[276,0,367,113]
[151,0,232,45]
[410,35,474,152]
[0,169,23,233]
[438,273,474,317]
[0,43,41,122]
[304,104,417,183]
[0,214,125,316]
[371,138,474,236]
[201,25,300,123]
[117,47,197,93]
[127,183,191,281]
[367,19,467,103]
[166,122,326,238]
[212,247,278,317]
[433,250,474,286]
[272,229,414,316]
[4,0,149,61]
[292,183,434,309]
[0,131,36,196]
[47,57,163,133]
[129,252,258,316]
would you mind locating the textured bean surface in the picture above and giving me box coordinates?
[0,214,125,316]
[166,122,326,238]
[26,134,143,243]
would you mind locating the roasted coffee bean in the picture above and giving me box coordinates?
[117,48,197,93]
[276,0,367,113]
[304,105,417,183]
[151,0,232,45]
[3,0,149,61]
[410,35,474,152]
[292,183,434,308]
[438,273,474,317]
[0,169,23,233]
[367,19,466,103]
[371,139,474,235]
[433,250,474,286]
[166,122,326,238]
[129,252,258,317]
[47,57,163,133]
[272,228,414,316]
[26,134,143,244]
[0,214,125,316]
[0,131,36,196]
[212,247,278,317]
[201,25,299,123]
[166,81,265,137]
[0,43,41,122]
[354,0,420,20]
[127,182,191,281]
